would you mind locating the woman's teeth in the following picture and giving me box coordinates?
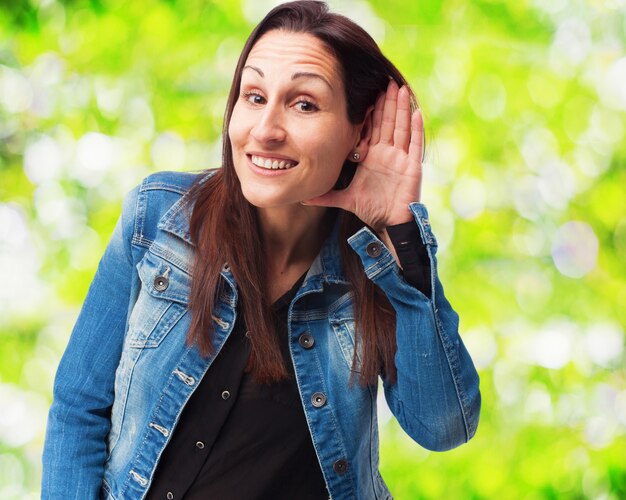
[251,155,296,170]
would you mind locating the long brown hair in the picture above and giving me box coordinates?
[188,1,418,385]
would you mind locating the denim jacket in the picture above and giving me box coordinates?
[42,170,480,500]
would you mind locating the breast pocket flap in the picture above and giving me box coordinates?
[128,252,190,348]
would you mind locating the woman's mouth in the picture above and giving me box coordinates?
[250,155,298,170]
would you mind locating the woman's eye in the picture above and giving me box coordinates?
[241,91,266,105]
[294,100,319,113]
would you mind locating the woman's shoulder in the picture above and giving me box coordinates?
[127,168,219,221]
[121,169,219,248]
[137,168,217,196]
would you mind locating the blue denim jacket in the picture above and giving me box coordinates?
[42,170,480,500]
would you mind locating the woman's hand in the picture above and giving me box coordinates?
[304,80,424,232]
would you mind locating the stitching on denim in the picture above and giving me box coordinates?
[141,181,190,195]
[152,242,192,276]
[161,265,171,279]
[291,308,333,322]
[129,470,148,487]
[136,303,187,348]
[137,254,190,304]
[409,203,438,248]
[132,346,214,497]
[140,170,214,195]
[432,308,471,441]
[366,383,383,499]
[310,345,357,498]
[428,248,438,305]
[106,343,143,458]
[135,182,148,248]
[327,291,353,315]
[148,422,170,437]
[286,288,357,499]
[132,235,153,249]
[211,315,230,330]
[363,254,395,280]
[173,368,195,386]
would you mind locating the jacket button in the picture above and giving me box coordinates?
[166,493,174,500]
[196,441,205,449]
[298,333,315,349]
[154,275,169,292]
[366,242,382,258]
[333,459,348,474]
[311,392,326,408]
[221,390,231,400]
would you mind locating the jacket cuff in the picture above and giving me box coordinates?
[347,203,438,291]
[408,203,438,251]
[346,227,396,282]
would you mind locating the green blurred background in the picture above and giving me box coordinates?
[1,0,625,498]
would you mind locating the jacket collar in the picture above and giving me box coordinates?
[157,171,215,246]
[157,171,350,286]
[304,219,350,286]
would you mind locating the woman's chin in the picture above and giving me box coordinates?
[240,190,297,210]
[238,183,333,211]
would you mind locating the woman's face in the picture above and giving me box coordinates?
[228,30,360,209]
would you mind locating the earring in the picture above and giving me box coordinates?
[352,152,360,162]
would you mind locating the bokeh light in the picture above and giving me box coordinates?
[551,221,599,278]
[1,0,624,498]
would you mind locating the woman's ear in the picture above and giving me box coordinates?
[351,104,375,162]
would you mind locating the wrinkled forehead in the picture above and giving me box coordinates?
[244,30,343,88]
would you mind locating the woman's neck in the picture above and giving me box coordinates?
[257,204,330,276]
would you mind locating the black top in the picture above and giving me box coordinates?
[146,221,430,499]
[386,220,431,297]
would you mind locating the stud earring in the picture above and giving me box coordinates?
[352,152,360,162]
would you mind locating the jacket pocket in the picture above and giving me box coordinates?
[127,251,190,348]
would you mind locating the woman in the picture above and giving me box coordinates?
[42,1,480,499]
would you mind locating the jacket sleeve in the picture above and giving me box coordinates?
[347,202,481,452]
[42,187,139,499]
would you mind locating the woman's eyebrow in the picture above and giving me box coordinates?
[291,71,333,90]
[243,65,264,77]
[242,65,333,90]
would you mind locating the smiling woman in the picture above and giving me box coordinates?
[41,2,480,499]
[230,31,358,209]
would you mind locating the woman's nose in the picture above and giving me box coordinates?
[250,104,286,143]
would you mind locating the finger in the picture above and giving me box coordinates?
[407,108,424,168]
[370,92,385,145]
[379,80,399,145]
[393,86,412,152]
[302,189,353,212]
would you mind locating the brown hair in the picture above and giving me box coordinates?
[188,1,418,385]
